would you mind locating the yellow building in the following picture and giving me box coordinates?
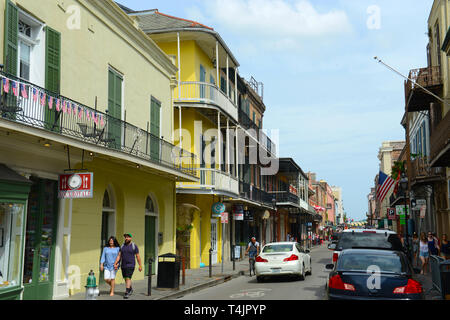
[119,7,280,269]
[0,0,196,300]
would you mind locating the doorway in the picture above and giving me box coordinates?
[144,196,158,276]
[22,177,58,300]
[210,219,218,265]
[100,188,116,283]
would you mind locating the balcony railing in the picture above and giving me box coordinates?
[240,181,273,205]
[0,71,196,176]
[270,190,299,206]
[410,157,446,183]
[173,81,238,122]
[177,167,239,196]
[404,66,442,112]
[430,110,450,167]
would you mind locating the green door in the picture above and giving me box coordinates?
[108,69,122,149]
[149,97,160,162]
[145,216,156,275]
[22,178,58,300]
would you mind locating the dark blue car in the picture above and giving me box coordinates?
[325,249,424,300]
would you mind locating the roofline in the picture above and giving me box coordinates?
[279,157,308,179]
[143,27,240,68]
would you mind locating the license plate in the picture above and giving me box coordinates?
[271,269,281,273]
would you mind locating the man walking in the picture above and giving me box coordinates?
[114,233,143,299]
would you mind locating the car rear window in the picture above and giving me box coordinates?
[337,233,403,251]
[262,244,293,253]
[338,253,406,274]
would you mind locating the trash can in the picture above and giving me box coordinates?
[157,253,181,289]
[440,260,450,300]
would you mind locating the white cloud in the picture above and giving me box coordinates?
[188,0,352,38]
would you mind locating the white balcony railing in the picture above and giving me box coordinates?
[177,167,239,196]
[173,82,238,122]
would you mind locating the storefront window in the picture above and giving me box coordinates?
[0,203,25,289]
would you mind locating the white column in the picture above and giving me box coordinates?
[177,32,181,98]
[235,127,239,179]
[65,198,73,281]
[179,106,182,147]
[235,67,238,105]
[216,41,219,89]
[218,111,221,170]
[227,119,230,174]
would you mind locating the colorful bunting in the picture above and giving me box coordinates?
[11,81,18,97]
[20,84,28,99]
[33,88,38,102]
[40,92,46,106]
[3,78,9,93]
[48,96,53,110]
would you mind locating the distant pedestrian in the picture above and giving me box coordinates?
[419,232,430,275]
[427,231,439,256]
[441,234,450,260]
[100,236,120,296]
[412,233,419,267]
[114,233,143,299]
[286,233,291,242]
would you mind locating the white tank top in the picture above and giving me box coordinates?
[420,241,428,253]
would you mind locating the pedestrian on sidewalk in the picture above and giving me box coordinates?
[427,231,439,257]
[419,232,430,275]
[412,232,419,267]
[440,234,450,260]
[100,236,121,296]
[114,233,143,299]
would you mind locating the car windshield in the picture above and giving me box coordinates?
[338,253,406,274]
[337,233,403,251]
[262,244,293,253]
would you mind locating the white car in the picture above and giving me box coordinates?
[255,242,312,282]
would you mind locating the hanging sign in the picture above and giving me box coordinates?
[221,212,229,224]
[212,202,225,218]
[58,173,93,199]
[387,208,396,220]
[244,210,253,222]
[233,205,244,221]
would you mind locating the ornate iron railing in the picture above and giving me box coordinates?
[0,71,196,176]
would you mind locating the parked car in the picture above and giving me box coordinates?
[325,249,423,300]
[327,229,405,264]
[330,233,341,245]
[255,242,312,283]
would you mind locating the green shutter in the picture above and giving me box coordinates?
[44,27,61,131]
[108,69,122,149]
[4,0,18,75]
[150,98,160,161]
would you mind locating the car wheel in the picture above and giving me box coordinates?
[257,276,264,283]
[299,264,306,281]
[306,263,312,276]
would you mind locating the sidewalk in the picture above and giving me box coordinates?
[66,245,324,301]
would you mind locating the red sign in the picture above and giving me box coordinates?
[58,173,93,199]
[387,208,396,220]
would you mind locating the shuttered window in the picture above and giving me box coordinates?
[44,26,61,131]
[4,0,18,75]
[150,97,161,161]
[107,69,123,149]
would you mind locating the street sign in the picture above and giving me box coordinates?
[58,173,93,199]
[212,202,225,218]
[387,208,396,220]
[244,210,254,222]
[221,212,229,224]
[233,205,244,221]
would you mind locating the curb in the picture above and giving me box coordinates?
[156,271,245,300]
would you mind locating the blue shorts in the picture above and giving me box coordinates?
[420,251,429,258]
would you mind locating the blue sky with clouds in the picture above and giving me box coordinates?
[118,0,433,221]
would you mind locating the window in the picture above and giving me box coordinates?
[19,41,31,80]
[0,203,25,289]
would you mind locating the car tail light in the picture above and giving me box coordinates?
[255,256,268,263]
[333,253,339,263]
[393,279,423,294]
[328,274,356,291]
[283,254,299,262]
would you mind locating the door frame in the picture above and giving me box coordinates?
[100,187,116,283]
[210,219,218,265]
[145,194,158,276]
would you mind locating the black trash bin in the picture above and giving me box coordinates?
[440,260,450,300]
[157,253,181,289]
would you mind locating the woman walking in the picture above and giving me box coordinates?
[427,231,439,256]
[441,234,450,260]
[100,236,121,296]
[419,232,430,275]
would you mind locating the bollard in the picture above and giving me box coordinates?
[147,258,153,296]
[209,248,213,278]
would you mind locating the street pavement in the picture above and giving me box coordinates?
[64,243,442,300]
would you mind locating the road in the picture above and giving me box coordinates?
[178,244,332,300]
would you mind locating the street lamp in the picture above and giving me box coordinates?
[399,172,410,260]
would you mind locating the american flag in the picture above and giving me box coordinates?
[376,171,397,203]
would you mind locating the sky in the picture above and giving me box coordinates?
[118,0,433,221]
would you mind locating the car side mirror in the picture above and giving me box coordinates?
[325,264,334,270]
[328,243,336,250]
[305,249,310,254]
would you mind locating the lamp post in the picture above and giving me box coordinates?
[400,172,410,261]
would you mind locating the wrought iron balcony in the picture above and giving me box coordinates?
[410,157,446,184]
[177,167,239,197]
[239,181,273,206]
[173,81,238,122]
[0,71,196,176]
[429,110,450,167]
[270,190,299,206]
[404,66,442,112]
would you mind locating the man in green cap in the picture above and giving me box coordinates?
[114,233,142,299]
